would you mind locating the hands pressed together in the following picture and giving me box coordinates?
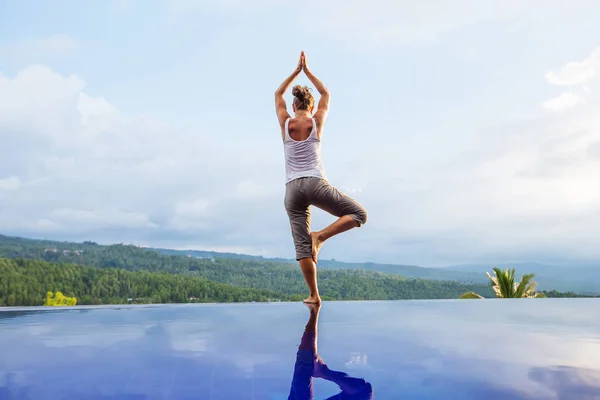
[275,50,327,100]
[295,51,308,73]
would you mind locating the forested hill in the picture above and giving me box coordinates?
[145,244,600,294]
[0,258,287,306]
[0,234,497,303]
[0,257,497,306]
[154,247,484,283]
[7,234,596,294]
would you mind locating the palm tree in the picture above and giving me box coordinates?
[460,267,546,299]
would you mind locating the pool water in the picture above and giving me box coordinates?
[1,299,599,399]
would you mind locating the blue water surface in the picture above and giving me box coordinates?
[1,299,600,399]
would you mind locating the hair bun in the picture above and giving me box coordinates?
[291,85,315,111]
[292,85,305,100]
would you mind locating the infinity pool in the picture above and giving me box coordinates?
[1,299,599,399]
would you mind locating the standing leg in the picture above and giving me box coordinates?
[285,180,322,303]
[299,258,321,304]
[308,179,368,263]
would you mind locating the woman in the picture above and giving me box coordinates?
[275,51,368,304]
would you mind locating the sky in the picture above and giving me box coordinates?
[1,0,600,267]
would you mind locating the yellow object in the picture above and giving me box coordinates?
[44,291,77,306]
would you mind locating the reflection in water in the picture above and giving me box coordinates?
[1,301,600,399]
[288,303,373,400]
[0,308,89,323]
[529,366,600,399]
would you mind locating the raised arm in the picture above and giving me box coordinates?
[275,52,304,130]
[303,57,330,126]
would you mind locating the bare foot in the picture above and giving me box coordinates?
[303,294,321,304]
[310,232,324,263]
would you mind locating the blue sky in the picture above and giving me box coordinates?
[1,0,600,266]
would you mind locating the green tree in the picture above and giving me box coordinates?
[460,267,546,299]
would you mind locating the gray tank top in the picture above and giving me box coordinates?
[283,118,327,184]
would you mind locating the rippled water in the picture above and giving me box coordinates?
[1,299,599,399]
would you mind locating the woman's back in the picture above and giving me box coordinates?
[283,117,326,183]
[287,116,317,142]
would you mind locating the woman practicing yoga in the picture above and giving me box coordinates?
[275,51,368,304]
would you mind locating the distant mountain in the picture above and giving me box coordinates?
[151,248,600,294]
[444,262,600,295]
[153,248,485,283]
[2,233,598,295]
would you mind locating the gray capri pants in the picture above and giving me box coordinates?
[284,177,368,261]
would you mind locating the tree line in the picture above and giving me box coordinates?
[0,258,287,306]
[0,235,592,307]
[0,256,502,307]
[0,235,498,302]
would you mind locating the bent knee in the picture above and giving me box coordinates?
[354,207,368,226]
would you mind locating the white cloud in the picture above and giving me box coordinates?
[545,47,600,87]
[0,64,285,248]
[168,199,212,231]
[77,92,120,127]
[0,65,85,142]
[50,208,158,229]
[326,45,600,265]
[174,199,210,218]
[3,32,600,266]
[543,92,582,111]
[402,113,599,218]
[235,180,274,198]
[0,176,20,191]
[542,47,600,112]
[37,219,63,232]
